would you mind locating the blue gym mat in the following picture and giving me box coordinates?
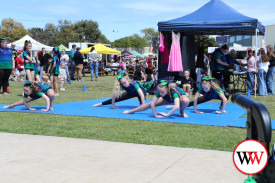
[1,98,274,129]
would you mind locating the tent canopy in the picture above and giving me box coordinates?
[80,43,121,54]
[8,35,53,51]
[58,44,69,52]
[158,0,265,35]
[121,50,132,55]
[131,50,142,58]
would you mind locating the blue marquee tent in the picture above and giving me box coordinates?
[158,0,265,35]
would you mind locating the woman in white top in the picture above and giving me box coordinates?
[257,48,270,95]
[246,50,256,93]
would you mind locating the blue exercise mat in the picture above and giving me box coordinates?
[1,98,274,129]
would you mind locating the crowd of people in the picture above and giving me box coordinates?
[209,44,275,96]
[0,37,274,116]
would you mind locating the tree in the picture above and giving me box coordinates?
[73,20,101,42]
[194,35,217,54]
[0,18,28,42]
[112,34,147,48]
[28,23,57,46]
[30,19,110,47]
[140,28,158,46]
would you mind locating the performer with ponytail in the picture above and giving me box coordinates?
[123,81,189,118]
[188,77,229,114]
[3,80,55,111]
[93,73,146,109]
[49,46,61,96]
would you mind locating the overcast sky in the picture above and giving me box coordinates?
[1,0,274,42]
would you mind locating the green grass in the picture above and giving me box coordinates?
[0,75,274,152]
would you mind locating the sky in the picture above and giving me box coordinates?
[1,0,275,42]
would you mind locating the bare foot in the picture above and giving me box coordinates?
[183,112,188,118]
[3,105,10,109]
[216,110,227,114]
[166,105,173,109]
[180,110,188,118]
[123,110,134,114]
[3,92,10,95]
[49,107,54,111]
[93,103,102,107]
[55,93,59,96]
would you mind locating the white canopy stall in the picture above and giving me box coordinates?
[8,35,53,51]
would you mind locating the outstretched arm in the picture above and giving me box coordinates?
[3,97,33,109]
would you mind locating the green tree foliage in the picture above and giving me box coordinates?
[0,18,28,42]
[194,35,217,54]
[112,34,147,48]
[140,28,158,46]
[29,19,110,47]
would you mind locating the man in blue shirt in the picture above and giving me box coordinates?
[69,44,76,80]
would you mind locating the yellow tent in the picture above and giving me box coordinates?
[80,43,121,54]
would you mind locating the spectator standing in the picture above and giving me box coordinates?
[210,44,230,88]
[246,50,256,94]
[10,43,17,81]
[144,53,154,81]
[0,38,15,94]
[60,49,71,84]
[39,48,52,82]
[15,52,24,82]
[23,40,36,82]
[266,45,275,95]
[89,47,99,81]
[73,47,84,81]
[257,48,270,96]
[69,44,76,80]
[49,47,61,96]
[59,63,67,91]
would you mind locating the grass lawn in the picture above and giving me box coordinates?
[0,74,274,152]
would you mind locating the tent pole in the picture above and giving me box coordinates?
[254,29,258,98]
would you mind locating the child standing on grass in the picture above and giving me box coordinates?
[3,80,55,111]
[49,47,60,96]
[59,63,67,91]
[15,52,24,82]
[188,77,229,114]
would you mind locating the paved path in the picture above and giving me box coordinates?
[0,133,246,183]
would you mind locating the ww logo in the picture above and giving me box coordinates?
[233,140,268,175]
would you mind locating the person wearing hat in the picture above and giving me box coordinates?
[0,38,15,94]
[144,53,154,82]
